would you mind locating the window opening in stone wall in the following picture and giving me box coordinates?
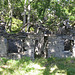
[7,39,22,53]
[64,39,74,52]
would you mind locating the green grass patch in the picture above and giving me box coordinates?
[0,57,75,75]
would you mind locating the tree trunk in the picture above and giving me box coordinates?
[1,0,4,21]
[23,0,27,32]
[27,0,30,32]
[8,0,12,32]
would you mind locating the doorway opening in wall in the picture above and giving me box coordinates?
[64,39,74,52]
[34,40,40,58]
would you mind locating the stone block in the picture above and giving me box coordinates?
[0,36,7,57]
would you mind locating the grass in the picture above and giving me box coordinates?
[0,57,75,75]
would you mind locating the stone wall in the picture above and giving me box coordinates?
[24,32,44,59]
[0,36,7,57]
[0,34,75,59]
[72,40,75,57]
[0,20,75,59]
[24,34,35,59]
[6,34,35,59]
[48,36,64,57]
[1,34,75,59]
[48,35,73,58]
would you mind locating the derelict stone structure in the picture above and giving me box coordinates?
[0,21,7,57]
[48,35,75,58]
[0,36,7,57]
[0,20,75,59]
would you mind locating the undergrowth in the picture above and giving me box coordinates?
[0,57,75,75]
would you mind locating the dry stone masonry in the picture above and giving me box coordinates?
[0,20,75,59]
[0,36,7,57]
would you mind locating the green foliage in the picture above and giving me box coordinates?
[31,0,51,20]
[30,27,34,32]
[69,16,75,21]
[0,58,8,65]
[0,0,74,32]
[31,0,75,32]
[0,57,75,75]
[4,16,23,33]
[11,17,23,32]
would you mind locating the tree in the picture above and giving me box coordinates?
[22,0,27,32]
[8,0,12,32]
[27,0,30,32]
[0,0,74,33]
[0,0,4,20]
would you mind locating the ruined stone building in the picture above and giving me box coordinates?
[0,20,75,59]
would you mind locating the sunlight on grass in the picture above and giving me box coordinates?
[0,68,3,71]
[55,70,67,75]
[50,65,58,73]
[0,57,75,75]
[50,65,67,75]
[7,63,44,75]
[28,63,45,69]
[24,63,45,75]
[7,59,19,68]
[25,70,43,75]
